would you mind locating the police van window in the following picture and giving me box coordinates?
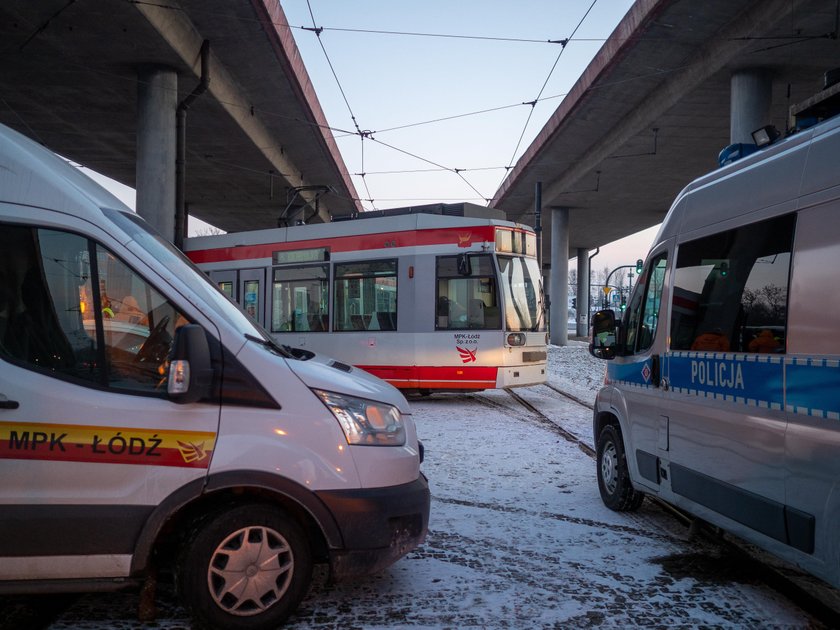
[670,214,794,353]
[0,224,189,395]
[623,254,667,355]
[436,255,501,330]
[271,264,329,332]
[333,260,397,331]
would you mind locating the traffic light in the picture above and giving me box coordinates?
[572,297,577,309]
[635,258,644,275]
[620,296,627,312]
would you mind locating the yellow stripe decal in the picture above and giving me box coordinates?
[0,422,217,468]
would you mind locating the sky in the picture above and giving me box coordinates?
[277,0,659,272]
[88,0,660,274]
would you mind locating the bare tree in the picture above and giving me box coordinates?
[192,225,225,236]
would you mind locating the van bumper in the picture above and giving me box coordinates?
[315,474,430,579]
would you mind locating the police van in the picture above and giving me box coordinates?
[0,122,429,628]
[589,93,840,587]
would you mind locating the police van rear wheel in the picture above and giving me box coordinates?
[597,424,644,511]
[179,504,312,630]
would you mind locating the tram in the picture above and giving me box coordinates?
[184,203,548,393]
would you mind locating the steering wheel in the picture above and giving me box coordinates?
[136,315,171,364]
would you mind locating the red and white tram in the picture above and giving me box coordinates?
[184,204,548,393]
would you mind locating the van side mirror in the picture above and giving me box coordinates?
[168,324,214,404]
[589,309,618,360]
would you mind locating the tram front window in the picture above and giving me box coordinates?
[436,254,501,330]
[498,256,544,332]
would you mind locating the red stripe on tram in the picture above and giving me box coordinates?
[185,226,498,264]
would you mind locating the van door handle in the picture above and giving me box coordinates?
[0,398,20,410]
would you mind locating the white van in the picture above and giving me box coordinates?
[589,109,840,587]
[0,123,429,628]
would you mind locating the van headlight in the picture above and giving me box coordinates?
[313,389,406,446]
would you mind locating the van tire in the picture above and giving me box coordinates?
[597,424,644,511]
[178,504,312,630]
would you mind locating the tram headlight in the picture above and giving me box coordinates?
[507,333,526,346]
[313,389,406,446]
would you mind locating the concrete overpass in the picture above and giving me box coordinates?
[0,0,361,244]
[491,0,840,341]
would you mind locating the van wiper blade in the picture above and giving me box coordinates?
[245,333,294,358]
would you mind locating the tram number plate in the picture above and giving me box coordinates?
[523,351,547,362]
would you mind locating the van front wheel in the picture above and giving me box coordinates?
[597,424,644,511]
[179,504,313,630]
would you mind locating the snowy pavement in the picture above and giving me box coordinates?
[8,343,822,628]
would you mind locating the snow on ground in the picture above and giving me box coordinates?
[546,339,606,406]
[34,343,819,628]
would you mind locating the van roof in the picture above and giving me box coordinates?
[0,122,130,220]
[653,113,840,248]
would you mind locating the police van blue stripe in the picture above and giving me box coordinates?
[785,356,840,420]
[668,351,784,411]
[607,352,840,420]
[607,359,654,389]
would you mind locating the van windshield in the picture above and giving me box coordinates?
[101,208,267,341]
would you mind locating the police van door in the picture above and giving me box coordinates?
[0,220,221,581]
[662,215,792,542]
[609,251,669,493]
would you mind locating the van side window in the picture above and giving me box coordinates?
[333,260,397,331]
[436,255,500,330]
[623,254,667,355]
[670,214,794,353]
[95,244,191,392]
[0,224,190,395]
[271,264,329,332]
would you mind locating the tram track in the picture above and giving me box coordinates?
[497,384,840,628]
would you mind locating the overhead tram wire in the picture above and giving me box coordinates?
[36,3,696,211]
[100,1,837,212]
[127,1,836,47]
[500,0,598,197]
[303,0,377,209]
[355,166,509,176]
[366,136,490,203]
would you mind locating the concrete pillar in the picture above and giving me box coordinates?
[549,208,569,346]
[137,67,177,241]
[576,248,589,338]
[730,70,772,145]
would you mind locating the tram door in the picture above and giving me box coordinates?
[209,268,266,327]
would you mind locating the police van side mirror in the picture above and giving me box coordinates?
[168,324,214,404]
[589,309,619,360]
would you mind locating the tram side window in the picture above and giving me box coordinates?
[670,214,794,353]
[436,254,500,330]
[271,264,329,332]
[333,260,397,332]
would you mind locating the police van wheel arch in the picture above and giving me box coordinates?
[178,503,313,630]
[596,424,644,512]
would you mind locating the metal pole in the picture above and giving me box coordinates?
[534,182,542,269]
